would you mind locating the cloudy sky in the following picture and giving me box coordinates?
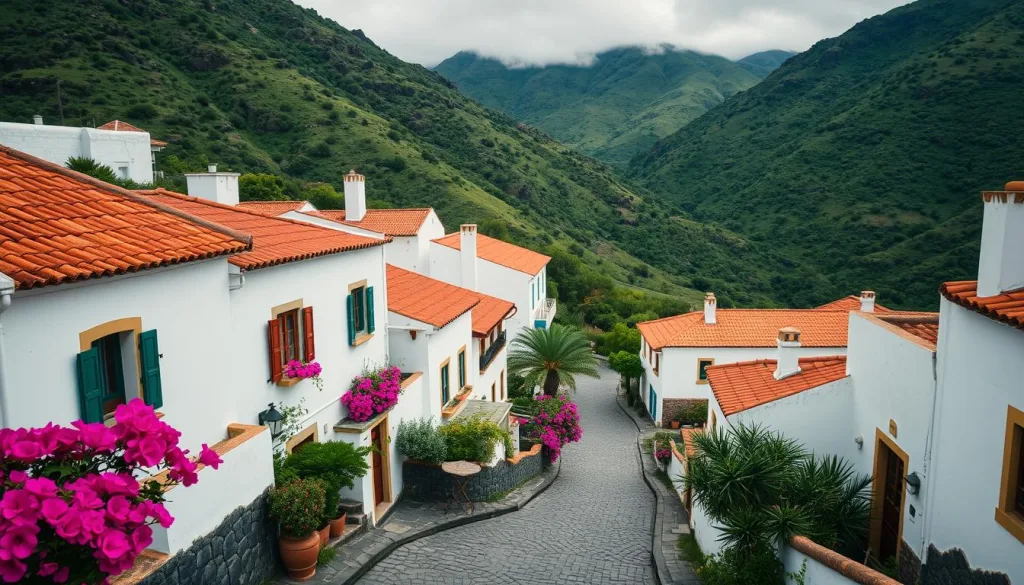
[295,0,911,67]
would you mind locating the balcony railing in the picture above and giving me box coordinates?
[480,329,507,371]
[534,298,557,329]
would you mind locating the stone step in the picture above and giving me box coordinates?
[338,499,364,516]
[346,512,367,526]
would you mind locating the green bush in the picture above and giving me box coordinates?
[438,415,509,463]
[506,372,531,399]
[395,418,447,464]
[698,545,784,585]
[283,441,371,521]
[268,478,326,538]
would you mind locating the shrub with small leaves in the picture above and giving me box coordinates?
[268,478,326,538]
[396,418,447,464]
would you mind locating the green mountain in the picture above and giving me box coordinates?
[0,0,821,320]
[434,47,765,167]
[737,50,796,77]
[629,0,1024,309]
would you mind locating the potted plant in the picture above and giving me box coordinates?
[269,478,326,581]
[670,419,681,429]
[280,441,370,540]
[655,446,672,468]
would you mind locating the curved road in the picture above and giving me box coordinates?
[357,366,656,585]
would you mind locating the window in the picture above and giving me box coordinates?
[531,282,536,310]
[346,283,376,345]
[697,358,715,384]
[93,334,127,417]
[654,353,660,376]
[458,347,466,389]
[491,382,496,402]
[77,318,162,424]
[280,309,301,363]
[501,370,506,400]
[440,360,451,407]
[117,165,129,180]
[352,287,366,333]
[997,405,1024,544]
[268,302,315,384]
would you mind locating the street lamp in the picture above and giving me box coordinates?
[258,403,284,438]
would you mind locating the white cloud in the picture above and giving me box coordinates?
[295,0,911,67]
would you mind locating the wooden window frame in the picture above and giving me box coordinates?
[696,358,714,384]
[500,370,505,400]
[270,299,308,387]
[80,317,143,418]
[286,422,318,454]
[440,358,451,408]
[653,352,660,377]
[457,346,467,389]
[869,428,910,560]
[279,309,301,364]
[996,405,1024,544]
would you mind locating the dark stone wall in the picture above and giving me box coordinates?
[921,545,1010,585]
[899,539,922,585]
[139,489,278,585]
[661,399,708,427]
[402,453,544,501]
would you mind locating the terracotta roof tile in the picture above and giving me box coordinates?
[236,200,309,215]
[940,280,1024,330]
[312,209,431,237]
[386,264,479,328]
[707,356,848,416]
[137,189,388,271]
[469,292,516,337]
[432,232,550,275]
[97,120,166,147]
[815,295,892,313]
[875,314,940,346]
[679,427,699,458]
[637,310,850,350]
[0,146,250,290]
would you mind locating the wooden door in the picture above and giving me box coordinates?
[371,426,384,507]
[879,443,904,561]
[491,383,496,402]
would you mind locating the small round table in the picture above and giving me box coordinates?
[441,460,482,515]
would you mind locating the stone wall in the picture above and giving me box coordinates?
[921,545,1010,585]
[139,490,278,585]
[402,446,545,501]
[898,539,921,585]
[661,398,708,427]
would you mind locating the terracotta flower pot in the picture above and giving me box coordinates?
[318,524,330,549]
[329,512,348,538]
[670,421,681,429]
[278,532,320,581]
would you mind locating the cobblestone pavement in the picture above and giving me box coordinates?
[357,366,656,585]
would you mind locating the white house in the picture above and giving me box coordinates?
[430,224,554,333]
[0,116,162,183]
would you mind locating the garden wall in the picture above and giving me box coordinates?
[139,489,277,585]
[402,444,545,501]
[661,398,707,427]
[782,536,900,585]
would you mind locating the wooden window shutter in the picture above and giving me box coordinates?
[138,330,163,409]
[268,318,283,383]
[366,286,376,334]
[302,306,316,361]
[346,294,356,346]
[75,348,105,423]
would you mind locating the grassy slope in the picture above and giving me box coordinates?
[629,0,1024,309]
[736,50,797,77]
[435,47,765,168]
[0,0,817,311]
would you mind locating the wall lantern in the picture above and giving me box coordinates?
[854,435,864,450]
[905,472,922,496]
[258,403,285,438]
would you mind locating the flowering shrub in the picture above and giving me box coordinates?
[267,478,325,539]
[523,395,582,462]
[0,399,221,584]
[655,447,672,464]
[340,366,403,422]
[285,360,323,391]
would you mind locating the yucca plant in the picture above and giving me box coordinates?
[66,156,119,184]
[508,324,599,396]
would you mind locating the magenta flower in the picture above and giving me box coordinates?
[198,444,223,470]
[340,366,405,422]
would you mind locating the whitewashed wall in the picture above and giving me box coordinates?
[925,299,1024,582]
[0,122,154,183]
[782,545,865,585]
[429,243,535,334]
[416,211,445,275]
[691,495,726,557]
[387,310,473,421]
[474,340,508,402]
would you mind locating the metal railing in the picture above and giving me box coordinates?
[479,330,507,371]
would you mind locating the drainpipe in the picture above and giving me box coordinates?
[0,274,15,428]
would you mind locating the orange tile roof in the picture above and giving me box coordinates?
[679,427,699,458]
[432,232,550,275]
[469,292,516,337]
[940,280,1024,330]
[97,120,166,147]
[312,209,431,237]
[138,189,388,271]
[707,356,848,416]
[236,200,309,215]
[638,310,850,350]
[386,264,479,328]
[0,146,250,290]
[887,317,939,345]
[815,295,892,313]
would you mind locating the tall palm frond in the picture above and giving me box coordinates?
[508,324,599,396]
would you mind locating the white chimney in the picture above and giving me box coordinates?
[185,165,240,206]
[977,182,1024,297]
[460,224,478,290]
[32,115,43,125]
[774,327,802,380]
[859,291,876,313]
[703,292,717,325]
[344,170,367,222]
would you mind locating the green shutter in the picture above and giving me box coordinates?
[139,330,163,409]
[76,348,105,423]
[346,294,356,345]
[366,286,376,334]
[458,352,465,388]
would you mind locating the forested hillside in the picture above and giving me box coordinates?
[736,50,796,77]
[435,47,766,167]
[630,0,1024,309]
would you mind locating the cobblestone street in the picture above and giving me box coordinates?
[357,366,656,584]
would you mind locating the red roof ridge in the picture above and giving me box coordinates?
[0,146,253,249]
[707,355,848,416]
[939,280,1024,330]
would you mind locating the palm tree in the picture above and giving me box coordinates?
[65,156,119,184]
[508,324,599,396]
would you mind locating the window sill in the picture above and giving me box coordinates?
[352,333,374,347]
[276,377,302,388]
[695,380,709,385]
[995,507,1024,545]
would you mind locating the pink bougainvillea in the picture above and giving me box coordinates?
[655,447,672,464]
[524,395,582,462]
[285,360,323,391]
[0,399,220,585]
[340,366,403,422]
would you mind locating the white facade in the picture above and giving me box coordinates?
[0,119,154,183]
[388,311,474,421]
